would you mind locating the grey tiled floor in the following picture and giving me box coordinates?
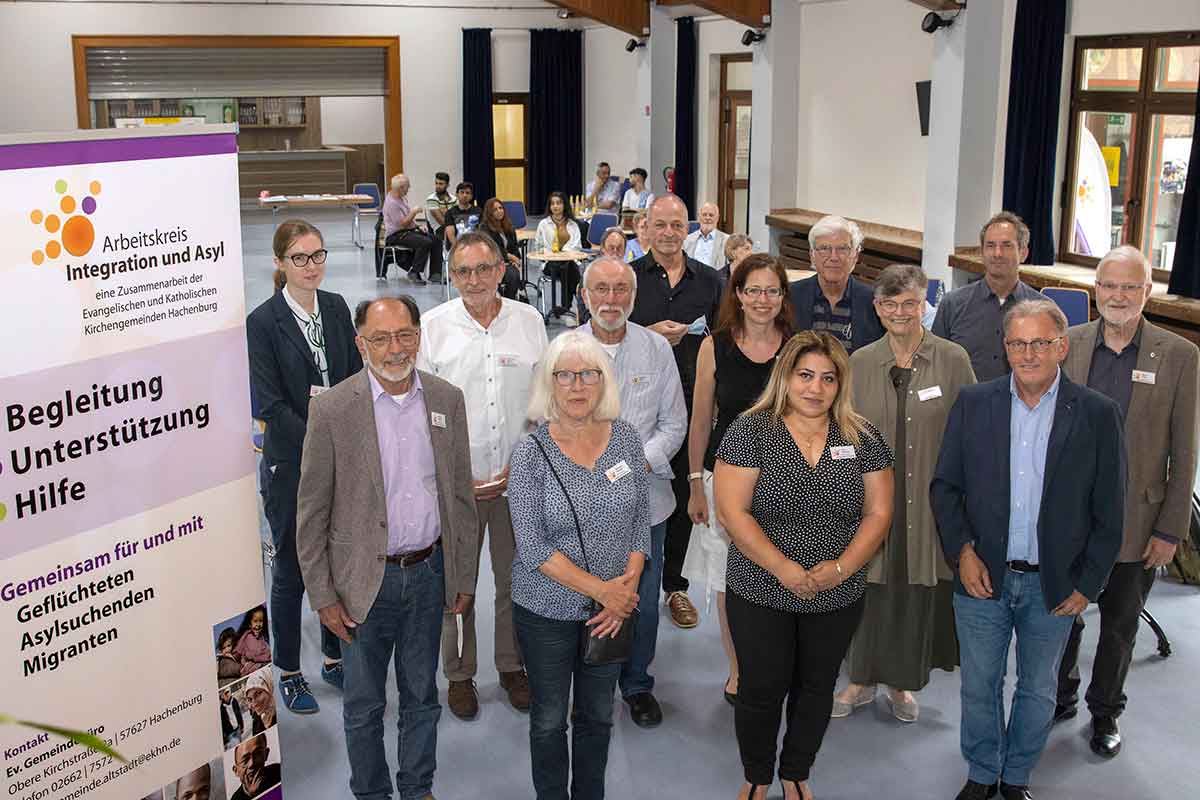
[241,209,1199,800]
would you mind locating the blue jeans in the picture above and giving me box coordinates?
[514,603,621,800]
[953,570,1074,787]
[619,521,666,697]
[341,550,445,800]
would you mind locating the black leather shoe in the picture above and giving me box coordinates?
[624,692,663,728]
[1052,703,1077,723]
[955,780,998,800]
[999,783,1033,800]
[1090,715,1121,758]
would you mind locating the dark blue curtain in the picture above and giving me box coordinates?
[462,29,496,204]
[1167,84,1200,298]
[1001,0,1067,265]
[529,29,583,215]
[674,17,698,215]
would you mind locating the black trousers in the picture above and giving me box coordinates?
[662,438,693,593]
[429,225,447,276]
[383,228,434,277]
[726,591,864,784]
[1057,560,1156,718]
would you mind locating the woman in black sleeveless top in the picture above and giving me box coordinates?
[683,253,794,704]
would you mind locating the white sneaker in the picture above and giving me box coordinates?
[830,683,877,718]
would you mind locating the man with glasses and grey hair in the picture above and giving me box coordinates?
[580,255,687,728]
[933,211,1045,380]
[1052,245,1199,758]
[789,214,884,353]
[931,298,1126,800]
[417,231,549,720]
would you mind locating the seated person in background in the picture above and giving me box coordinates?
[683,202,729,270]
[426,171,455,278]
[585,161,622,213]
[535,191,584,325]
[720,233,754,284]
[478,197,524,300]
[622,168,655,211]
[626,210,651,262]
[383,173,434,285]
[444,182,482,249]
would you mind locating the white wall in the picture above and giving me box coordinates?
[319,97,385,145]
[1068,0,1200,36]
[583,26,641,185]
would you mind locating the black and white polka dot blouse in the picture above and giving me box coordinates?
[716,412,894,614]
[508,419,652,621]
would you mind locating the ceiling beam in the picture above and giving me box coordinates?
[547,1,651,37]
[659,0,771,29]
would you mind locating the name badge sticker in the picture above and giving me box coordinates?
[1132,370,1156,385]
[631,375,649,385]
[431,412,447,429]
[310,385,329,397]
[498,354,519,367]
[606,460,632,483]
[830,445,856,460]
[917,385,943,402]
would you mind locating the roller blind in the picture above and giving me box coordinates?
[85,47,388,99]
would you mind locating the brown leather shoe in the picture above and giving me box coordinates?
[447,679,479,720]
[499,670,531,712]
[666,591,699,629]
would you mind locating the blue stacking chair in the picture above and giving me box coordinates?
[352,182,382,249]
[1043,286,1091,326]
[587,213,619,247]
[926,278,944,306]
[502,200,528,230]
[688,221,701,234]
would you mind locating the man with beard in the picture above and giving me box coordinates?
[417,232,547,719]
[229,735,279,800]
[580,255,687,728]
[1054,245,1198,758]
[297,295,479,800]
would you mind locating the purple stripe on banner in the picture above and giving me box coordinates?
[258,785,284,800]
[0,133,236,171]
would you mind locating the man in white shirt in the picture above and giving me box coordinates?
[417,231,549,720]
[622,167,655,211]
[580,256,686,730]
[683,202,729,269]
[425,170,455,279]
[585,161,622,212]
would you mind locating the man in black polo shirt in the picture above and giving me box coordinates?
[444,181,482,249]
[629,194,723,654]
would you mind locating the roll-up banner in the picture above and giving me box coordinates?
[0,125,281,800]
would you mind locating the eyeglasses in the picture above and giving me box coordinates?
[364,330,419,348]
[1096,281,1146,294]
[878,299,922,313]
[589,283,633,298]
[739,286,783,299]
[1004,337,1062,354]
[812,244,854,258]
[288,249,328,267]
[552,369,603,386]
[450,263,498,280]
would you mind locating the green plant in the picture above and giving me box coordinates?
[0,713,126,762]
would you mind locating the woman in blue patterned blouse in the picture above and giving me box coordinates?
[508,330,651,800]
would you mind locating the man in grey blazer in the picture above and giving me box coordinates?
[1055,245,1199,758]
[297,295,479,800]
[682,201,729,270]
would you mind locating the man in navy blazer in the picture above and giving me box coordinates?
[931,299,1126,800]
[788,215,884,353]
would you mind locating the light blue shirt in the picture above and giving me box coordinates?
[693,230,717,268]
[581,321,687,526]
[1007,369,1060,563]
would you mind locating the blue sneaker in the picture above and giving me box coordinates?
[320,661,344,691]
[279,673,319,714]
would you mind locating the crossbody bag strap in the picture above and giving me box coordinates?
[530,434,592,576]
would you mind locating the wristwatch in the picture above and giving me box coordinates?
[687,472,704,482]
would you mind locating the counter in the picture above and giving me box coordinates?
[237,146,354,200]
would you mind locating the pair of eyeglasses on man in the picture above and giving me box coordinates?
[288,249,328,267]
[450,263,498,280]
[365,331,419,348]
[739,286,783,299]
[878,299,922,313]
[1004,337,1062,354]
[589,284,632,298]
[812,244,854,257]
[552,369,603,386]
[1096,281,1146,294]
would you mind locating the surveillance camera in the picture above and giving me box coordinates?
[921,12,954,34]
[625,38,645,53]
[741,29,766,47]
[556,9,571,20]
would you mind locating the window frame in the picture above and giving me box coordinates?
[1059,30,1198,280]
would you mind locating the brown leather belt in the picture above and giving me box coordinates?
[382,539,440,567]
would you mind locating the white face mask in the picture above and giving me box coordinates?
[687,315,709,336]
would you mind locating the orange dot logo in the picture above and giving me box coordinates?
[30,179,100,265]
